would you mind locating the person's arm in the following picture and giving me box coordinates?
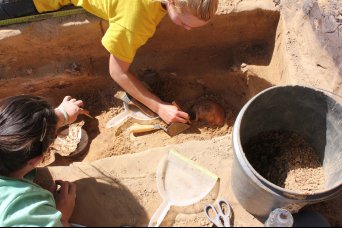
[54,96,89,129]
[109,54,189,124]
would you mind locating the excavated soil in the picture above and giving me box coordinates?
[245,131,325,194]
[1,0,341,227]
[50,58,252,165]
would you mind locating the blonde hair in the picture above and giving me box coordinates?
[157,0,219,21]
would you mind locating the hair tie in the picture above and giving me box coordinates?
[40,118,47,142]
[56,107,69,126]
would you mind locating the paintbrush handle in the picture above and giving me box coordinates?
[83,113,94,119]
[129,124,161,134]
[79,108,94,119]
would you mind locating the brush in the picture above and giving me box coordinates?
[80,108,94,119]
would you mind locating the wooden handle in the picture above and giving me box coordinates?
[129,124,159,133]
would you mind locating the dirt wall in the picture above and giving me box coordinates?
[0,1,341,226]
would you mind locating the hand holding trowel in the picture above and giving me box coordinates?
[129,101,191,137]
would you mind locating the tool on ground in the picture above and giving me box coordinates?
[148,150,219,227]
[115,91,158,118]
[106,102,158,129]
[128,100,191,136]
[129,122,191,137]
[204,199,232,227]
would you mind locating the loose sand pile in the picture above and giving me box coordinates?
[245,131,325,194]
[36,135,264,227]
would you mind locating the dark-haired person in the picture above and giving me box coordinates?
[0,95,88,227]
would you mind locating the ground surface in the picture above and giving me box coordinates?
[0,0,341,227]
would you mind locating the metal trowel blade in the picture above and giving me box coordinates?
[166,123,191,137]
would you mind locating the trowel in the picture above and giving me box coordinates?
[129,122,191,137]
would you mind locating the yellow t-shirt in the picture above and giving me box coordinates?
[33,0,167,63]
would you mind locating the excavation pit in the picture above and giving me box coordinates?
[1,2,341,226]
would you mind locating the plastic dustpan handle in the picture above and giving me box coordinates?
[106,111,130,128]
[148,200,171,227]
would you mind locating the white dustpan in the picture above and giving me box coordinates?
[148,150,219,227]
[106,102,158,129]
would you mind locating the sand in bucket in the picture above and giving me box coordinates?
[148,150,219,227]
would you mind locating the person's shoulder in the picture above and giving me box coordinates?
[0,177,51,204]
[0,176,40,192]
[0,179,62,227]
[0,177,61,227]
[0,177,32,192]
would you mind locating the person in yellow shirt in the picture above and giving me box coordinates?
[0,0,219,124]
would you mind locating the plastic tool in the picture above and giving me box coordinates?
[148,150,219,227]
[129,122,191,137]
[115,91,158,118]
[106,102,158,129]
[204,199,232,227]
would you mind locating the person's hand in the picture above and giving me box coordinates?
[157,103,190,124]
[35,180,57,194]
[56,96,89,126]
[54,180,77,226]
[46,183,57,194]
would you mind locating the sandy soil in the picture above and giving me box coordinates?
[0,0,341,227]
[245,131,325,194]
[36,135,264,227]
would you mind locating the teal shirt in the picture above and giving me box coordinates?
[0,176,63,227]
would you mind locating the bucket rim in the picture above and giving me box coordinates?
[233,85,342,200]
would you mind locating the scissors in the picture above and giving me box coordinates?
[204,199,232,227]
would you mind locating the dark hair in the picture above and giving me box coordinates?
[0,95,57,175]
